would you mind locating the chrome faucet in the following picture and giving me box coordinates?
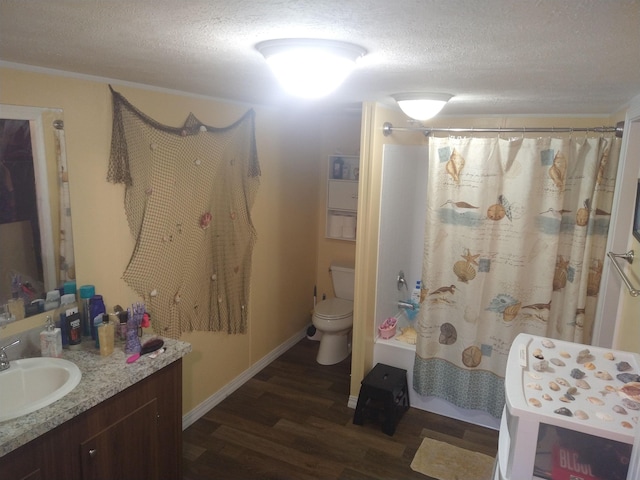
[398,301,415,310]
[0,339,20,371]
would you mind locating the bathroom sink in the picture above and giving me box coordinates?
[0,357,81,422]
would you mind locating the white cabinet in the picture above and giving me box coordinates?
[496,333,636,480]
[326,155,359,241]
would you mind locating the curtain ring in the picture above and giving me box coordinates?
[521,127,526,140]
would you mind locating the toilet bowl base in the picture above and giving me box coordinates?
[316,329,351,365]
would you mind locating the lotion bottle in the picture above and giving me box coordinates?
[40,315,62,358]
[411,280,422,304]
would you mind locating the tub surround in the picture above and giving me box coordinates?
[0,335,191,457]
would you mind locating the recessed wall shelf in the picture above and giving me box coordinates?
[326,154,359,241]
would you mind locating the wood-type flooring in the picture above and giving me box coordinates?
[182,337,499,479]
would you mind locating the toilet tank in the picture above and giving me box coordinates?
[331,264,355,301]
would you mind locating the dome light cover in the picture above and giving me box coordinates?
[392,93,454,121]
[256,39,367,99]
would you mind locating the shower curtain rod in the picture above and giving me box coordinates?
[382,121,625,138]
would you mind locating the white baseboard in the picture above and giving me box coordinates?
[182,327,308,430]
[348,395,358,409]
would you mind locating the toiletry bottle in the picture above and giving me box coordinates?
[40,315,62,358]
[89,294,106,341]
[79,285,95,337]
[411,280,422,304]
[61,293,81,350]
[332,156,344,179]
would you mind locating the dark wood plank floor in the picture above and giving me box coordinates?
[182,338,499,479]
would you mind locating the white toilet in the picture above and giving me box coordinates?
[312,263,355,365]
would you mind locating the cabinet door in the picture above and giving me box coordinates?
[328,180,358,211]
[80,399,158,480]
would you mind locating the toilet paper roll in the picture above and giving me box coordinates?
[342,225,356,239]
[328,214,344,237]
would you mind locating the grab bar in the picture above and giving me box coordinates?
[607,250,640,297]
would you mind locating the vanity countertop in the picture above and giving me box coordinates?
[0,335,191,457]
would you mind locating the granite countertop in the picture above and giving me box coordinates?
[0,335,191,457]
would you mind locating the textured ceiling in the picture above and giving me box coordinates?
[1,0,639,116]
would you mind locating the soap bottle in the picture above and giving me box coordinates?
[79,285,95,337]
[411,280,422,304]
[40,315,62,358]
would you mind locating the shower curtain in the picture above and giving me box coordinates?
[413,134,621,418]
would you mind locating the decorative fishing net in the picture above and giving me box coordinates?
[108,87,260,338]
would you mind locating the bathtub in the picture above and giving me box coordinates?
[372,312,500,430]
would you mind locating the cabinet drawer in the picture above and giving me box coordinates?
[328,181,358,211]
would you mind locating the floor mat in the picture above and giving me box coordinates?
[410,437,495,480]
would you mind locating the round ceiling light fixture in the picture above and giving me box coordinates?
[392,92,454,121]
[256,39,367,99]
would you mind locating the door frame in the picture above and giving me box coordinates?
[592,95,640,348]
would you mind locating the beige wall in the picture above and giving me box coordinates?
[350,102,636,397]
[0,67,325,413]
[315,111,361,302]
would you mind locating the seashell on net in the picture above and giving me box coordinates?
[550,358,565,367]
[527,383,542,390]
[560,351,571,358]
[566,387,577,395]
[542,394,552,401]
[532,348,544,360]
[587,397,605,406]
[527,371,542,380]
[603,352,615,361]
[556,378,569,387]
[584,362,596,370]
[548,382,560,391]
[559,396,572,403]
[621,421,633,429]
[528,398,542,408]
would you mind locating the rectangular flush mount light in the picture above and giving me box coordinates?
[256,39,367,99]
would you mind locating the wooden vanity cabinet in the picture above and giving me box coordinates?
[0,359,182,480]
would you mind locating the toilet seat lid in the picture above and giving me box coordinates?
[314,298,353,320]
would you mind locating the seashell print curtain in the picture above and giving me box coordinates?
[413,135,621,418]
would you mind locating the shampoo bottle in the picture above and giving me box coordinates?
[40,315,62,358]
[411,280,422,304]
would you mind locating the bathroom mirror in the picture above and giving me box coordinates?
[0,104,74,319]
